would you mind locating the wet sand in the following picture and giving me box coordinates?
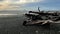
[0,15,60,34]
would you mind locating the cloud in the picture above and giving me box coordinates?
[20,0,37,3]
[19,0,44,4]
[0,0,44,10]
[2,0,44,4]
[0,0,4,1]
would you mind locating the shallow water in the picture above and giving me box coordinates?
[0,15,60,34]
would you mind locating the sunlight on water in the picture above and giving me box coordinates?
[0,14,17,15]
[0,14,18,17]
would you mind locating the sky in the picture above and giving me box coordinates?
[0,0,60,11]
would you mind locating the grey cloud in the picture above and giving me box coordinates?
[10,0,20,1]
[8,4,24,7]
[0,0,4,1]
[9,4,21,6]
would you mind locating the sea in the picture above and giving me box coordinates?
[0,10,60,34]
